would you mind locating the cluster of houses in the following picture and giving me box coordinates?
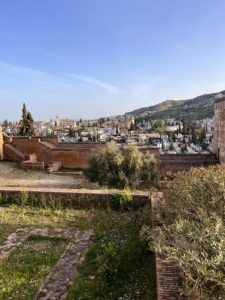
[1,115,214,154]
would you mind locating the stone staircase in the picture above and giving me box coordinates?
[3,143,25,162]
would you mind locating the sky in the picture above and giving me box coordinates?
[1,0,225,121]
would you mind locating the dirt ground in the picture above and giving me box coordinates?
[0,162,96,189]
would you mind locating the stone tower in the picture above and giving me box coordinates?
[214,95,225,164]
[0,126,3,160]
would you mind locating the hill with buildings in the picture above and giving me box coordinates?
[126,91,225,120]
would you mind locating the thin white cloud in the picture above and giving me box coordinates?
[0,61,71,87]
[0,61,120,95]
[68,74,120,95]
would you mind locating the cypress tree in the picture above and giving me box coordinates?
[19,103,35,136]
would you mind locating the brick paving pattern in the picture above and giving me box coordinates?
[0,227,93,300]
[156,254,187,300]
[36,229,93,300]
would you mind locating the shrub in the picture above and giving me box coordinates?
[143,166,225,299]
[84,142,158,189]
[110,190,133,211]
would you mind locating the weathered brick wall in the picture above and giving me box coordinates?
[52,148,101,168]
[56,142,106,150]
[2,136,218,173]
[3,137,106,169]
[159,153,218,176]
[0,187,149,210]
[0,127,3,160]
[151,193,187,300]
[3,143,24,162]
[214,97,225,165]
[21,161,45,171]
[155,254,187,300]
[10,137,53,164]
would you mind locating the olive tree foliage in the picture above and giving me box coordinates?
[84,142,158,189]
[142,166,225,299]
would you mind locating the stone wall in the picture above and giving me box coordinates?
[0,187,149,210]
[8,137,53,164]
[151,192,187,299]
[214,96,225,165]
[0,127,3,160]
[2,135,218,174]
[3,136,106,169]
[159,153,218,176]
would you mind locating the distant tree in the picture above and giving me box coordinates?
[87,132,92,141]
[171,132,176,142]
[2,119,9,127]
[191,127,197,144]
[169,143,175,151]
[178,123,182,134]
[199,127,207,143]
[116,123,119,135]
[182,120,187,135]
[68,127,75,137]
[19,103,35,136]
[84,142,158,189]
[129,122,134,131]
[26,112,34,135]
[98,118,105,127]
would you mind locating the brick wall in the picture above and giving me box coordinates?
[52,149,99,168]
[151,193,187,300]
[159,153,218,176]
[0,187,149,210]
[214,97,225,165]
[10,137,53,164]
[2,136,218,173]
[0,127,3,160]
[3,137,106,169]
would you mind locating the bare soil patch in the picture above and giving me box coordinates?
[0,162,97,189]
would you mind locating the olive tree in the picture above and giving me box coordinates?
[84,142,158,189]
[143,166,225,299]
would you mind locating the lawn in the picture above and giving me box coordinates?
[0,205,156,300]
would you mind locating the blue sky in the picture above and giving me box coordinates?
[1,0,225,121]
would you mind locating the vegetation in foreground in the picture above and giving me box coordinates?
[143,166,225,299]
[0,204,156,300]
[0,235,68,300]
[85,141,159,190]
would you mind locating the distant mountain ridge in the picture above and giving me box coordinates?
[126,91,225,120]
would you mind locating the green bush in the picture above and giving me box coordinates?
[84,142,159,189]
[110,190,133,211]
[143,166,225,299]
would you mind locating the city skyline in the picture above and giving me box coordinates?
[1,0,225,120]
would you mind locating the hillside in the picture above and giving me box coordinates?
[126,91,225,120]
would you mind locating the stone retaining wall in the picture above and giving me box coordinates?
[0,187,149,210]
[0,127,3,160]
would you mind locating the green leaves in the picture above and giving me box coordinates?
[145,166,225,299]
[19,103,35,136]
[85,142,158,189]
